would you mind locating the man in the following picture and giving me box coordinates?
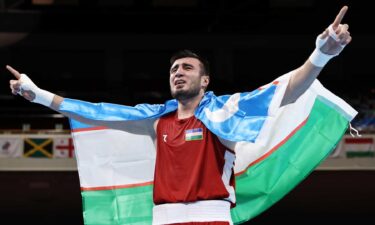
[7,6,353,225]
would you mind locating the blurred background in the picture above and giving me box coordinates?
[0,0,374,224]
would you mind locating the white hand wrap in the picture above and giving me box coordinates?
[308,24,347,67]
[18,74,55,107]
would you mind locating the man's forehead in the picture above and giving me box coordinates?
[172,57,200,67]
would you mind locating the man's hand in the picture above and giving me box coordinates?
[308,6,351,67]
[319,6,351,55]
[7,65,36,101]
[6,65,55,106]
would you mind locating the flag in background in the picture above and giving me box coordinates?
[0,137,23,158]
[24,138,53,158]
[344,137,374,158]
[61,72,357,225]
[53,137,75,158]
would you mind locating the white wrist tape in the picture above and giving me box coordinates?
[308,48,335,68]
[19,74,55,107]
[308,24,346,67]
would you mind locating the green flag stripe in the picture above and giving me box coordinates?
[186,136,203,141]
[231,99,348,224]
[82,185,153,225]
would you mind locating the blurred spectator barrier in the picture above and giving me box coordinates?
[0,133,374,171]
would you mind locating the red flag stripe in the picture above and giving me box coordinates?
[81,181,153,191]
[72,126,108,133]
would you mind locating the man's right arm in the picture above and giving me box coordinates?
[51,95,157,136]
[7,65,155,136]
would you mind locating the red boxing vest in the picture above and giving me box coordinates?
[154,111,236,207]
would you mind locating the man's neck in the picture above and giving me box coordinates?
[177,93,204,119]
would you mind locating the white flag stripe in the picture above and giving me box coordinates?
[186,132,203,137]
[73,129,156,188]
[345,144,374,152]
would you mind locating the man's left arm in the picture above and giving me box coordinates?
[281,6,351,106]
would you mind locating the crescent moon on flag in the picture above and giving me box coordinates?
[204,93,240,123]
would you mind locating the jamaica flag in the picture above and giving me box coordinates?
[24,138,53,158]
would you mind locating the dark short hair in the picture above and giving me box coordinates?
[170,50,210,76]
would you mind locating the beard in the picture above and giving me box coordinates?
[170,83,201,101]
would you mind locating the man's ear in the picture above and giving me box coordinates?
[201,76,210,89]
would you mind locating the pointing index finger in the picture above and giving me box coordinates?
[332,6,348,29]
[6,65,21,79]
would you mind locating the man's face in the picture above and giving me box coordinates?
[169,57,209,101]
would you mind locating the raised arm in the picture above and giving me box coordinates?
[7,65,155,136]
[280,6,351,106]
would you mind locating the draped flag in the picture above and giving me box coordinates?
[60,71,357,225]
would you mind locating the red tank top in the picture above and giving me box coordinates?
[154,111,236,206]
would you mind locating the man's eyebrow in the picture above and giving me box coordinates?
[170,62,194,72]
[182,63,194,68]
[170,64,179,72]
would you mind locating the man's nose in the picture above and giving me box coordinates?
[175,66,186,76]
[175,73,184,78]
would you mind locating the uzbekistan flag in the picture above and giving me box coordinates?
[185,128,203,141]
[60,71,357,225]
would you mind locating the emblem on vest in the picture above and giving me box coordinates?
[185,128,203,141]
